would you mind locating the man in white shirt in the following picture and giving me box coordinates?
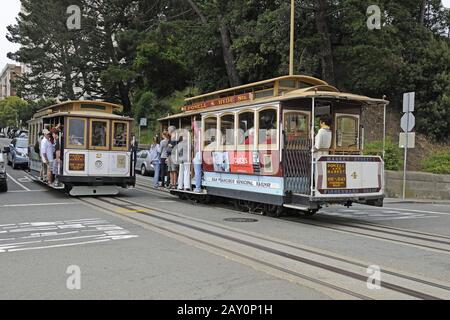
[40,129,50,181]
[44,131,55,185]
[314,115,333,157]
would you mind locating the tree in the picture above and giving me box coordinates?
[0,97,27,129]
[7,0,93,100]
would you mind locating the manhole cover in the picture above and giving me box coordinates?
[223,218,258,223]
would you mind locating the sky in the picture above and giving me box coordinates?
[1,0,450,72]
[1,0,21,71]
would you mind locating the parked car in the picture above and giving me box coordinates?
[135,150,155,176]
[0,152,7,192]
[15,130,29,138]
[0,132,5,138]
[5,138,29,169]
[8,128,18,139]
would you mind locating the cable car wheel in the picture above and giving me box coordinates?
[64,184,73,195]
[304,209,318,217]
[233,199,250,212]
[264,204,283,218]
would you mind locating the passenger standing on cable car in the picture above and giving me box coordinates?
[40,129,50,182]
[167,126,179,189]
[43,130,55,185]
[159,132,170,188]
[176,133,191,191]
[314,115,333,157]
[193,149,202,193]
[148,136,161,188]
[52,129,62,187]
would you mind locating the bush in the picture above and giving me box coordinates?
[364,140,403,171]
[422,151,450,174]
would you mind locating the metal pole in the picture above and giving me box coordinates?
[310,97,315,196]
[383,102,386,159]
[289,0,295,76]
[138,125,141,146]
[402,134,408,199]
[402,97,410,199]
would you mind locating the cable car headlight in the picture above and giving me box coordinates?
[95,160,103,169]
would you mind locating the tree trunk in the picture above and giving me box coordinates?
[186,0,207,24]
[61,44,76,101]
[218,15,242,87]
[187,0,241,87]
[118,82,132,116]
[315,0,335,86]
[105,24,132,115]
[419,0,426,25]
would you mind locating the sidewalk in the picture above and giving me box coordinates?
[384,198,450,205]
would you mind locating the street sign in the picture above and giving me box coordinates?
[403,92,415,113]
[399,132,415,149]
[140,118,147,127]
[401,113,415,132]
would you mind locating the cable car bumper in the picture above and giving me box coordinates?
[58,175,136,187]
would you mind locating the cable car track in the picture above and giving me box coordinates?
[78,195,450,300]
[134,181,450,254]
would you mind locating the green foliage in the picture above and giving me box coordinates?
[422,151,450,174]
[364,140,403,171]
[132,87,199,144]
[0,97,28,129]
[134,26,189,97]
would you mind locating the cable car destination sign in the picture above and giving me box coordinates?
[183,93,253,112]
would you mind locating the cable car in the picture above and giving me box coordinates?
[159,75,388,216]
[27,101,136,196]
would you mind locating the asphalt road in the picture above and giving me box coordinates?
[1,137,450,300]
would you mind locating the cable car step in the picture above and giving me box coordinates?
[69,186,119,197]
[283,204,310,212]
[169,189,208,196]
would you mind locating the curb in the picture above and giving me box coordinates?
[384,198,450,205]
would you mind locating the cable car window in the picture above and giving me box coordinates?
[220,114,235,147]
[238,111,255,147]
[112,121,128,150]
[279,80,296,88]
[336,114,359,148]
[67,118,86,148]
[203,116,218,150]
[284,112,310,141]
[90,120,110,150]
[258,109,278,147]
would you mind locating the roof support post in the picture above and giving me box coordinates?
[310,97,316,197]
[289,0,295,76]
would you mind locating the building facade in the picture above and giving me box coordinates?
[0,64,22,100]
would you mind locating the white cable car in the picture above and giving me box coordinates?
[27,101,136,196]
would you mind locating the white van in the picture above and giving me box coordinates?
[0,152,7,192]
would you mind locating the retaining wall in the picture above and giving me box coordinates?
[385,170,450,200]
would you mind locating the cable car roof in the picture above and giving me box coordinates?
[184,75,328,102]
[33,100,123,119]
[159,79,389,121]
[30,111,133,122]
